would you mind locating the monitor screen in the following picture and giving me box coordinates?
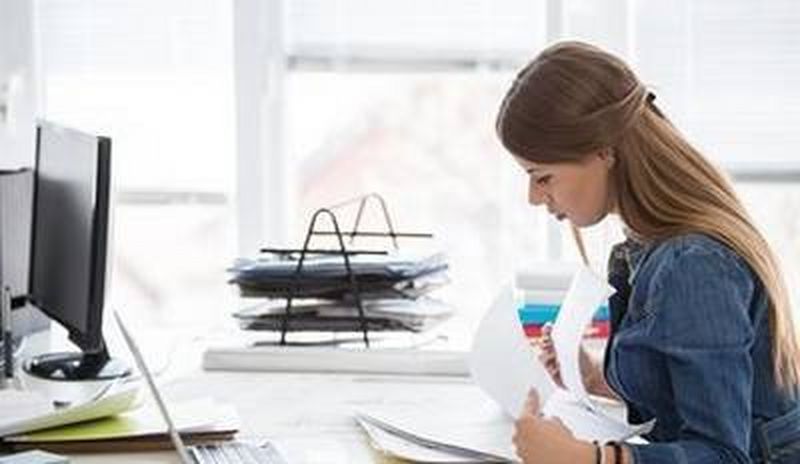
[29,121,111,353]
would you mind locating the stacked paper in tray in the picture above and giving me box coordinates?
[232,297,452,333]
[229,251,448,298]
[228,251,453,334]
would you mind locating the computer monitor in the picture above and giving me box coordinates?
[23,121,129,381]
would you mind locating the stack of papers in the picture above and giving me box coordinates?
[355,266,655,462]
[357,410,510,463]
[0,389,54,432]
[356,386,516,462]
[228,251,453,336]
[229,251,449,299]
[2,398,239,453]
[0,385,140,438]
[233,296,452,333]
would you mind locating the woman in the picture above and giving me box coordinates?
[496,41,800,464]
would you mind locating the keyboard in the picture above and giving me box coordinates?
[188,441,287,464]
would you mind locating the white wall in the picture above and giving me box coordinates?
[0,0,37,169]
[0,0,47,337]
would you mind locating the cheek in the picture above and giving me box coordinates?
[582,177,610,215]
[560,175,608,217]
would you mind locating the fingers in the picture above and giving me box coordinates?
[538,324,555,354]
[535,323,566,388]
[524,388,541,416]
[513,412,536,442]
[513,412,535,445]
[537,343,564,388]
[542,322,553,336]
[538,346,557,365]
[513,412,574,462]
[518,389,542,424]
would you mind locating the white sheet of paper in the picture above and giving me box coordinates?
[356,416,482,463]
[543,390,654,442]
[356,385,516,462]
[551,265,615,408]
[0,385,140,437]
[469,285,555,419]
[0,389,53,429]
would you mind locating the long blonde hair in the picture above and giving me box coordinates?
[496,41,800,388]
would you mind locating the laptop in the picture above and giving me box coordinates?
[113,311,287,464]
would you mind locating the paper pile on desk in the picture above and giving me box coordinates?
[229,251,453,334]
[355,380,516,462]
[232,296,452,333]
[355,266,654,462]
[229,251,449,299]
[2,398,239,453]
[0,384,140,437]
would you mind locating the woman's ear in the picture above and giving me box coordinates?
[598,147,616,168]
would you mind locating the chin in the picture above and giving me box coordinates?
[572,213,608,228]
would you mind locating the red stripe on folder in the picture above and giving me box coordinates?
[523,321,609,339]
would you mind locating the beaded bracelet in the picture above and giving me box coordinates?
[609,441,623,464]
[592,441,605,464]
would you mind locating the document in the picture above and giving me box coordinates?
[356,413,507,463]
[355,383,516,462]
[354,273,654,462]
[469,284,555,418]
[550,265,615,409]
[468,275,654,441]
[4,398,238,446]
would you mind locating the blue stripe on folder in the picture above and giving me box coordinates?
[518,304,609,324]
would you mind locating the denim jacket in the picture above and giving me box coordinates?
[603,233,800,464]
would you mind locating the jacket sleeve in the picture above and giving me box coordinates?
[628,247,756,464]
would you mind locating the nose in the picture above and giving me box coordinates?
[528,179,547,206]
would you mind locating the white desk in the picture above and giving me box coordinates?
[65,368,479,463]
[11,327,502,463]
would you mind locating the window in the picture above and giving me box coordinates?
[278,0,800,346]
[36,0,237,326]
[36,0,800,337]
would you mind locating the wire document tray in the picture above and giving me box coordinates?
[228,193,450,348]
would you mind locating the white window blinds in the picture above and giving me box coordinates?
[633,0,800,166]
[35,0,235,192]
[285,0,546,64]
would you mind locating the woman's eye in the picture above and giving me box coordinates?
[535,175,552,186]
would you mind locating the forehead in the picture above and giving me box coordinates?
[513,156,549,173]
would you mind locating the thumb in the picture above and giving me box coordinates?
[549,416,573,436]
[524,388,541,416]
[542,322,553,336]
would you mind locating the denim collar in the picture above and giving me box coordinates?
[621,237,657,286]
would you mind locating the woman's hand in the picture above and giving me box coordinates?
[513,389,595,464]
[537,323,566,388]
[538,324,616,398]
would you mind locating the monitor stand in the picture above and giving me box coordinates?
[22,341,130,381]
[0,337,20,370]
